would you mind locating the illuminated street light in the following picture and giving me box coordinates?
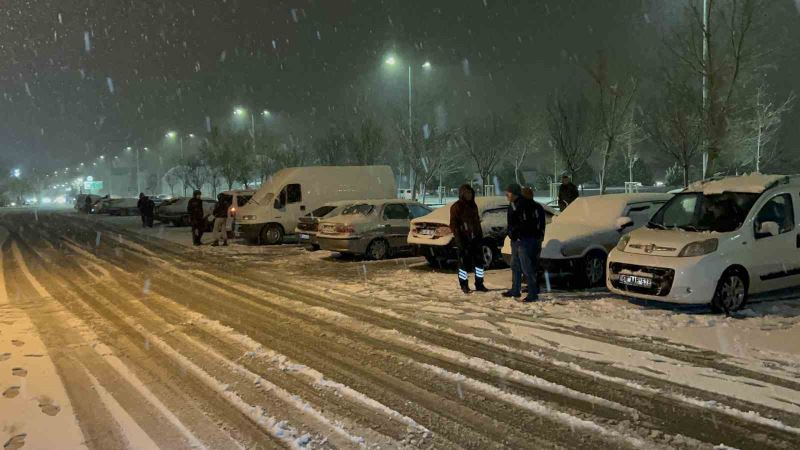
[385,56,397,66]
[262,110,271,117]
[422,61,432,69]
[99,155,105,160]
[165,131,177,139]
[234,107,246,116]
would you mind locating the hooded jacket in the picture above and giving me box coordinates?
[449,185,483,245]
[187,191,206,224]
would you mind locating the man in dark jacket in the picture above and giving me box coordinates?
[450,184,488,294]
[141,196,156,228]
[211,193,231,247]
[137,192,147,227]
[504,183,546,302]
[558,175,579,211]
[187,190,206,246]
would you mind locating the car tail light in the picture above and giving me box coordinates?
[334,224,356,234]
[435,226,452,237]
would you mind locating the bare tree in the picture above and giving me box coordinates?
[747,79,795,172]
[163,167,180,196]
[183,153,210,192]
[546,91,596,183]
[588,53,638,194]
[253,132,279,184]
[455,115,510,194]
[274,134,311,169]
[314,127,352,166]
[643,81,705,187]
[351,118,385,165]
[669,0,769,174]
[417,130,461,203]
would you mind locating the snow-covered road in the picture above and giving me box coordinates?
[1,210,799,449]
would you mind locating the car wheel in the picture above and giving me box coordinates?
[260,224,284,245]
[582,251,607,288]
[172,220,181,227]
[481,244,496,269]
[711,269,748,314]
[366,239,390,260]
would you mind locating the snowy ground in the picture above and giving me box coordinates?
[1,209,799,449]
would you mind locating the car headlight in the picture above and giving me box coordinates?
[678,238,718,257]
[616,234,631,252]
[241,215,257,221]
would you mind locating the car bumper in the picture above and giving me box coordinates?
[606,249,720,304]
[295,230,319,248]
[316,235,368,254]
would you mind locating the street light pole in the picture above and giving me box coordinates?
[135,148,141,194]
[701,0,710,179]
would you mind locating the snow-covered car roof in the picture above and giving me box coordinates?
[220,189,256,196]
[557,193,672,228]
[684,173,797,195]
[410,196,556,225]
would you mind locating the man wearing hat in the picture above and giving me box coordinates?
[504,183,546,302]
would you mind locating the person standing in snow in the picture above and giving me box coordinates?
[137,192,147,227]
[450,184,488,294]
[142,195,156,228]
[187,190,206,246]
[211,193,230,247]
[558,175,579,211]
[504,183,546,302]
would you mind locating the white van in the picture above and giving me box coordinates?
[237,165,396,244]
[608,174,800,312]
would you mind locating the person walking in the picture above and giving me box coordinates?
[137,192,147,227]
[558,175,579,211]
[187,190,206,246]
[503,183,546,302]
[450,184,488,294]
[142,195,156,228]
[211,194,230,247]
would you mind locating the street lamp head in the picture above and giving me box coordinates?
[165,131,177,139]
[99,155,105,160]
[126,146,133,151]
[422,61,432,70]
[385,55,397,66]
[144,147,149,151]
[262,110,271,117]
[188,133,195,138]
[80,162,84,166]
[234,107,246,116]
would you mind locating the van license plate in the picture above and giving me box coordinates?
[619,275,653,288]
[420,229,434,236]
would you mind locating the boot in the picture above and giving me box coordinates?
[474,278,489,292]
[459,279,471,294]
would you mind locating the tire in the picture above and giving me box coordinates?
[260,224,284,245]
[366,239,390,260]
[581,251,607,288]
[171,220,181,227]
[480,244,496,269]
[711,269,748,314]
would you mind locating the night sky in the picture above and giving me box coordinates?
[2,0,799,173]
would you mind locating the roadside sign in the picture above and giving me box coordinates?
[84,181,104,191]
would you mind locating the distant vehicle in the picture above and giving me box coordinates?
[609,174,800,312]
[316,199,432,260]
[295,200,355,251]
[217,189,255,236]
[397,188,413,200]
[408,196,557,268]
[502,193,672,287]
[155,197,216,228]
[237,165,397,245]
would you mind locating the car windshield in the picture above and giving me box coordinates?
[648,192,760,233]
[341,204,374,215]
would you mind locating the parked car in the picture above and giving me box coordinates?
[408,196,557,268]
[237,165,396,245]
[105,197,141,216]
[316,199,432,260]
[295,200,354,250]
[502,193,672,286]
[608,174,800,312]
[155,197,216,228]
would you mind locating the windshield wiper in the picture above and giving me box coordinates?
[647,221,667,230]
[678,225,704,232]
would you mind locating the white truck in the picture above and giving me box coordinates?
[237,166,397,244]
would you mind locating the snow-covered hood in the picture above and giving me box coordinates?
[623,227,714,257]
[540,222,618,259]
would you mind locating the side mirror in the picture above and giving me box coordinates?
[616,217,634,232]
[757,221,780,238]
[273,198,283,210]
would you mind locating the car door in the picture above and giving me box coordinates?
[382,203,412,249]
[750,192,798,292]
[276,183,304,220]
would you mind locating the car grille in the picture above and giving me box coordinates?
[609,262,675,297]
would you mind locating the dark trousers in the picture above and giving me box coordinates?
[510,237,541,299]
[145,215,154,228]
[191,222,204,245]
[140,214,147,227]
[456,239,485,284]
